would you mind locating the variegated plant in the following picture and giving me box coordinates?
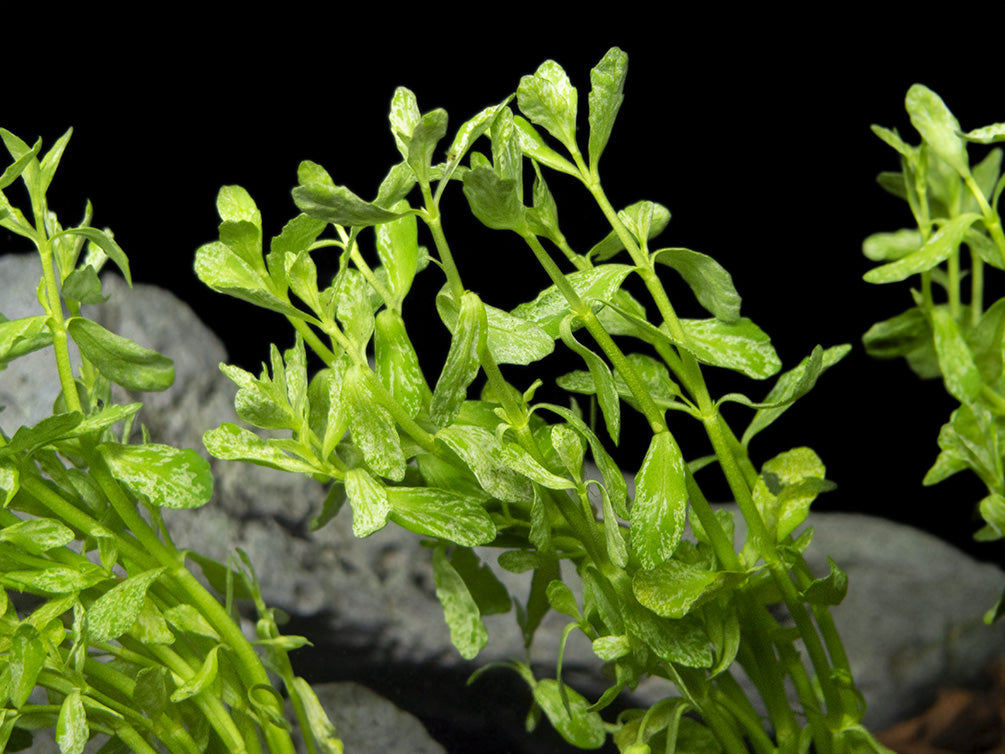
[195,48,892,753]
[863,85,1005,621]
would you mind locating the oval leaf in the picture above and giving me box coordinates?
[68,318,174,392]
[98,442,212,510]
[631,432,688,569]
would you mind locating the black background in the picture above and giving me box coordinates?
[3,15,1005,565]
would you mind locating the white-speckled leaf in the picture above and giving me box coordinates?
[433,548,488,660]
[386,487,495,546]
[631,432,688,569]
[511,265,635,339]
[345,468,390,538]
[438,425,533,503]
[677,317,781,379]
[633,560,747,620]
[98,443,212,510]
[932,307,982,403]
[89,567,165,643]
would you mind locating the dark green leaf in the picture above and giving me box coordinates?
[60,265,107,305]
[449,548,510,615]
[68,317,173,392]
[407,109,448,183]
[862,308,930,359]
[801,557,848,606]
[293,163,404,227]
[462,166,527,233]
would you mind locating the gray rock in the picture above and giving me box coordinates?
[3,252,1005,740]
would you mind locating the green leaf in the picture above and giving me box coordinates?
[677,318,781,379]
[291,677,343,754]
[37,128,73,199]
[195,240,304,320]
[863,229,922,262]
[202,422,319,474]
[407,109,448,183]
[432,547,488,660]
[531,679,606,749]
[389,87,422,160]
[375,209,420,304]
[389,487,497,545]
[9,623,47,707]
[0,518,74,554]
[742,344,850,446]
[375,308,429,419]
[61,265,107,305]
[67,318,173,392]
[437,425,532,503]
[164,604,220,640]
[512,265,635,338]
[217,184,262,227]
[430,292,484,427]
[220,359,296,431]
[501,443,576,490]
[753,448,832,542]
[518,59,579,153]
[461,166,527,233]
[0,314,51,365]
[448,548,510,615]
[632,432,688,569]
[906,84,970,178]
[862,307,930,360]
[633,560,748,620]
[559,315,620,444]
[54,227,131,287]
[1,412,84,457]
[344,365,406,481]
[442,101,507,185]
[170,644,221,703]
[801,557,848,606]
[89,568,165,643]
[97,443,212,510]
[2,564,107,594]
[588,47,628,169]
[0,135,41,190]
[864,214,980,284]
[293,162,405,227]
[931,307,982,403]
[134,666,170,720]
[964,122,1005,145]
[653,248,742,323]
[512,116,579,178]
[344,468,390,538]
[436,287,553,366]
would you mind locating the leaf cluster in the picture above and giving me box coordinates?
[194,48,885,754]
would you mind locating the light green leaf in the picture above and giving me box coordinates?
[442,101,507,185]
[461,166,527,233]
[518,59,579,152]
[501,443,576,490]
[436,287,553,366]
[512,116,579,178]
[375,308,429,419]
[202,422,320,474]
[388,486,496,546]
[964,123,1005,145]
[291,677,344,754]
[10,623,47,707]
[407,109,448,183]
[55,688,87,754]
[216,184,261,227]
[170,644,221,703]
[97,442,212,510]
[863,229,922,262]
[931,308,981,403]
[195,239,305,320]
[389,87,422,160]
[345,468,390,538]
[532,679,606,749]
[437,425,533,503]
[864,213,980,284]
[0,314,51,365]
[677,317,781,379]
[0,135,41,190]
[430,292,484,427]
[632,432,688,569]
[512,265,635,338]
[653,248,741,323]
[906,84,970,177]
[293,161,405,227]
[68,318,174,392]
[449,548,510,616]
[89,568,165,643]
[164,604,220,640]
[559,315,620,444]
[754,447,832,542]
[0,518,74,554]
[633,560,748,620]
[432,547,488,660]
[344,365,406,481]
[588,47,628,169]
[375,209,419,304]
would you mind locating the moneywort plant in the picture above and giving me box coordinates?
[0,131,343,752]
[196,48,892,752]
[862,86,1005,621]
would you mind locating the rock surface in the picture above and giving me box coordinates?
[3,252,1005,745]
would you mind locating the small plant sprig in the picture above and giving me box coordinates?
[862,86,1005,621]
[197,48,892,752]
[0,130,342,753]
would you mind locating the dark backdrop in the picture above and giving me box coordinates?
[3,17,1004,561]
